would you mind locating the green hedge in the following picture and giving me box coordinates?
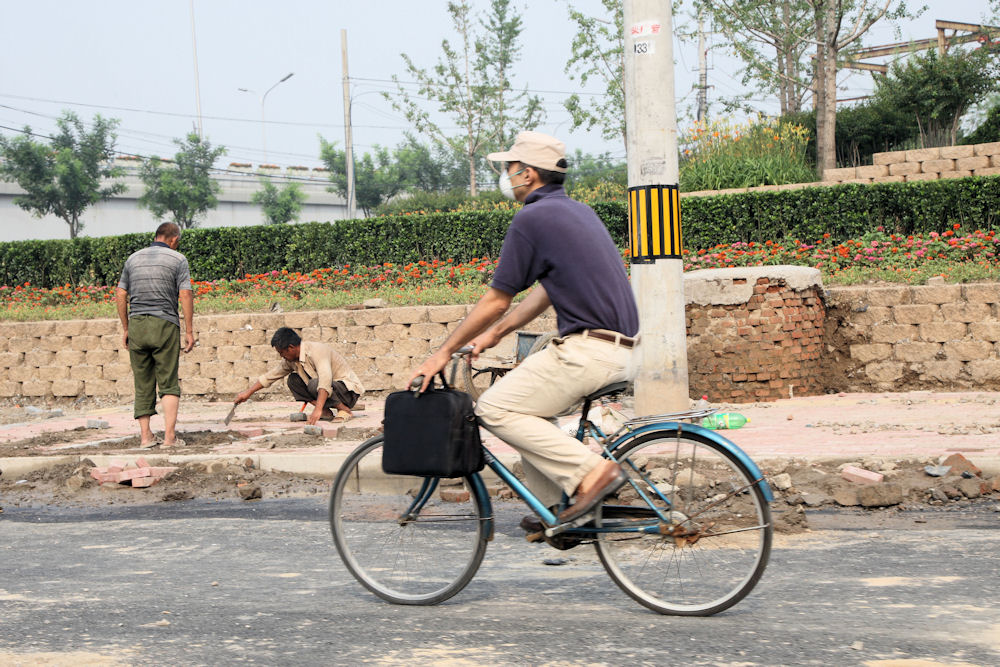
[2,176,998,288]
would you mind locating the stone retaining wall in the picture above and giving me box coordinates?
[823,141,1000,185]
[824,282,1000,392]
[4,276,1000,402]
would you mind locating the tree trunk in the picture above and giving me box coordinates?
[814,0,838,174]
[469,153,478,197]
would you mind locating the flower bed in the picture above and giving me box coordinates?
[4,227,1000,321]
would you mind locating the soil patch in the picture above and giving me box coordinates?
[0,459,332,509]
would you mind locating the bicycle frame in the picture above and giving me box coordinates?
[396,388,773,538]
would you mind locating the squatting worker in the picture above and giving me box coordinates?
[408,131,639,528]
[116,222,195,449]
[234,327,364,426]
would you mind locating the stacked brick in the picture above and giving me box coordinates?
[686,273,826,403]
[823,142,1000,184]
[824,282,1000,392]
[90,457,177,488]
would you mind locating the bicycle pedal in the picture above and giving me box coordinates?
[545,512,594,537]
[524,530,546,543]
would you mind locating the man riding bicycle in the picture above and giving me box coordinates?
[408,131,639,526]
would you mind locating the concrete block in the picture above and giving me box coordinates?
[905,147,941,162]
[86,419,111,429]
[969,322,1000,341]
[869,324,917,344]
[939,302,991,323]
[920,158,955,174]
[70,335,101,352]
[85,379,118,396]
[919,360,964,382]
[355,340,393,358]
[855,164,888,179]
[426,305,469,323]
[215,376,249,394]
[939,145,974,159]
[917,322,967,342]
[283,312,318,328]
[53,349,86,366]
[892,304,938,325]
[304,424,323,436]
[69,365,103,381]
[911,285,961,304]
[850,343,892,363]
[340,325,374,342]
[373,323,408,342]
[956,155,990,171]
[905,172,938,182]
[967,360,1000,382]
[865,361,905,383]
[873,175,905,183]
[37,366,70,381]
[942,340,993,361]
[289,412,307,422]
[975,166,1000,176]
[350,309,389,326]
[392,338,430,357]
[51,379,83,397]
[939,170,972,180]
[217,346,248,362]
[893,342,941,362]
[888,161,920,176]
[822,167,856,181]
[872,150,906,165]
[963,283,1000,304]
[841,465,883,485]
[388,306,429,325]
[973,141,1000,157]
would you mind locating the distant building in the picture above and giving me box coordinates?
[0,160,349,241]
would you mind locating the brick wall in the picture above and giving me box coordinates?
[823,141,1000,185]
[685,267,826,402]
[4,274,1000,402]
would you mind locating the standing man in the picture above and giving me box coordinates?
[234,327,364,425]
[116,222,195,448]
[408,131,640,526]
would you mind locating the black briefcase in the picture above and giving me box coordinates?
[382,374,485,478]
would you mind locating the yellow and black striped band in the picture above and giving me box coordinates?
[627,184,681,263]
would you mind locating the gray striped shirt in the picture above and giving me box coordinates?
[118,243,192,327]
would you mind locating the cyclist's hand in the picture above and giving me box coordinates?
[469,330,501,360]
[407,350,449,393]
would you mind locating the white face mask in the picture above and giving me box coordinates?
[498,167,525,200]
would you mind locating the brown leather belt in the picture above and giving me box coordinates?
[581,329,637,348]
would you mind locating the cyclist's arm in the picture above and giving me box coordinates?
[408,287,512,391]
[479,284,550,343]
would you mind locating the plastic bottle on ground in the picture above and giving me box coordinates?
[694,395,710,410]
[701,413,749,429]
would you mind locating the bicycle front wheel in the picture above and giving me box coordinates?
[329,435,488,605]
[595,431,772,616]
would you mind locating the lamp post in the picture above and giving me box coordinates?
[239,71,294,164]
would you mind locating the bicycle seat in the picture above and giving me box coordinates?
[585,381,629,401]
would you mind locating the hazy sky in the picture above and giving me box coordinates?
[0,0,994,172]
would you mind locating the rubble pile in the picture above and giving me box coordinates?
[89,457,178,488]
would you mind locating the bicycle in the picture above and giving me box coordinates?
[329,348,773,616]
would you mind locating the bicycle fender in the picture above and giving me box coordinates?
[610,422,774,502]
[467,473,496,541]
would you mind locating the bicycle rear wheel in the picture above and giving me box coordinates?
[329,435,488,605]
[595,431,771,616]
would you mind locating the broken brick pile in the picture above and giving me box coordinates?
[90,457,177,488]
[687,276,825,403]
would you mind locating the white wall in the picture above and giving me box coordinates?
[0,165,349,241]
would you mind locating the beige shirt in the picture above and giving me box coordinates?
[258,340,364,397]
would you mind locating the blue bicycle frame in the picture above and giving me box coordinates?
[466,415,773,540]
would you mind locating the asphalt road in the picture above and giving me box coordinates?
[2,500,999,666]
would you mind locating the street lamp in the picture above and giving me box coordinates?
[239,71,294,164]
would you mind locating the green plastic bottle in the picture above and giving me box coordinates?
[700,413,749,429]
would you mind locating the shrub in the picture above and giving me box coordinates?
[2,176,998,288]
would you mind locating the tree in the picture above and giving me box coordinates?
[319,139,405,217]
[702,0,814,115]
[139,133,226,229]
[809,0,919,172]
[564,0,626,146]
[0,111,125,239]
[393,135,469,192]
[873,48,1000,147]
[385,0,542,195]
[251,179,306,225]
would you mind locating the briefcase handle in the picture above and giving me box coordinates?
[410,345,473,396]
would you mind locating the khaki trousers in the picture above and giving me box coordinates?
[474,334,636,507]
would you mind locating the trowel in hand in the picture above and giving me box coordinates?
[223,403,238,425]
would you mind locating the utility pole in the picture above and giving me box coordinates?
[623,0,689,414]
[189,0,204,139]
[696,12,708,123]
[341,29,357,220]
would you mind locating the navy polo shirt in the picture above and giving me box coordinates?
[491,183,639,337]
